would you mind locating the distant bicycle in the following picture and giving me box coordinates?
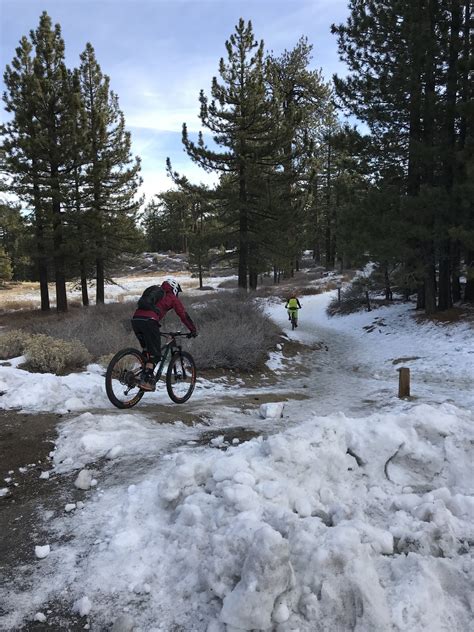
[105,332,196,409]
[285,294,301,331]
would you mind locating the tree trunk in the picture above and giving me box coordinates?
[32,166,50,311]
[238,164,248,290]
[249,268,258,290]
[384,264,393,301]
[438,240,452,311]
[424,255,437,315]
[36,221,50,312]
[198,249,203,289]
[81,260,89,307]
[51,186,67,312]
[416,284,425,310]
[451,243,462,303]
[96,256,105,304]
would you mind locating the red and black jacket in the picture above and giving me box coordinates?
[133,282,196,333]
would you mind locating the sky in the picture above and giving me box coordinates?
[0,0,351,202]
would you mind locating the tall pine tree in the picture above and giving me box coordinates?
[79,43,142,303]
[180,19,278,289]
[2,12,79,311]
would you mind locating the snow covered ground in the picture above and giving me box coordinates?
[0,267,228,311]
[1,291,473,631]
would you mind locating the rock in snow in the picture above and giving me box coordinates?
[34,545,50,559]
[74,469,97,490]
[259,402,284,419]
[33,612,46,623]
[65,503,76,513]
[111,613,135,631]
[73,595,92,617]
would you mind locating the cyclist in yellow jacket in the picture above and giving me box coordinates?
[285,293,302,326]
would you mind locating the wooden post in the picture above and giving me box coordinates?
[398,367,410,398]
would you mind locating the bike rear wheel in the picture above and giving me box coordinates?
[291,313,297,330]
[166,351,196,403]
[105,348,146,409]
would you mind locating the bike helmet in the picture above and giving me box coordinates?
[163,278,182,296]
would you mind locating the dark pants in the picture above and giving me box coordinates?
[131,317,161,362]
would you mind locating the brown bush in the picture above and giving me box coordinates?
[21,334,91,375]
[0,330,32,359]
[182,292,281,370]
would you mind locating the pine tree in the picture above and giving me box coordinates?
[144,189,193,253]
[266,38,332,276]
[180,19,278,289]
[332,0,471,313]
[2,28,51,309]
[2,13,80,311]
[64,68,93,306]
[79,43,142,304]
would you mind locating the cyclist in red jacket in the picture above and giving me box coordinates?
[132,279,197,391]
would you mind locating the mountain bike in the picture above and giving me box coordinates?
[289,309,298,330]
[105,332,196,409]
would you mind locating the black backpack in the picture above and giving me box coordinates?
[137,285,165,313]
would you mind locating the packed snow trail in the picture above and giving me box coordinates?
[265,292,474,417]
[1,293,473,631]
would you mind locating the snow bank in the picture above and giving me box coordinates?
[4,403,472,630]
[0,362,110,413]
[152,403,472,630]
[52,412,201,473]
[0,359,237,414]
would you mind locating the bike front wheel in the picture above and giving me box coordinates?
[166,351,196,403]
[105,348,146,409]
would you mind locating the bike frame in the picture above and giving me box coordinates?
[152,332,184,379]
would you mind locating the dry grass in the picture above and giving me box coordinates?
[1,291,282,372]
[415,305,474,325]
[0,299,39,312]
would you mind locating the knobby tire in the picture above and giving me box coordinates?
[105,348,146,409]
[166,351,196,403]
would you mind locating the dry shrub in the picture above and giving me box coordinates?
[298,286,323,297]
[0,329,32,359]
[21,334,91,375]
[182,292,280,370]
[28,302,137,359]
[327,280,369,316]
